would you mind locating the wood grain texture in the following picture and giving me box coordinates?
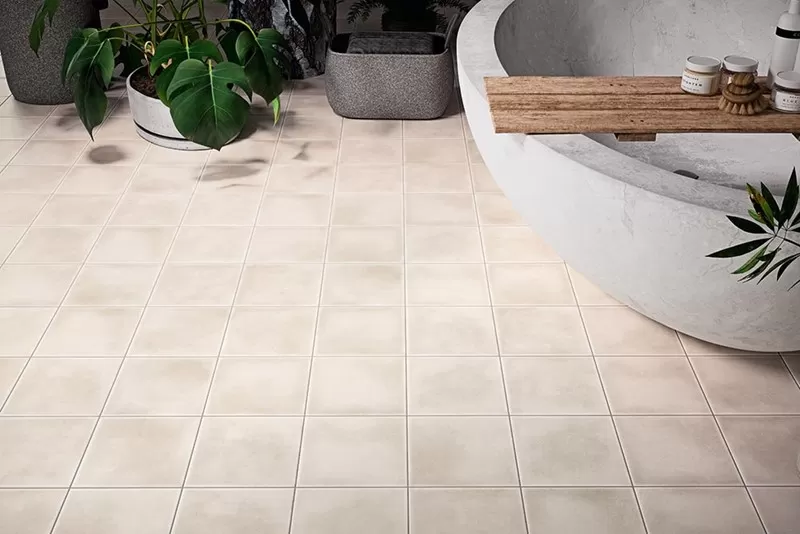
[485,76,793,139]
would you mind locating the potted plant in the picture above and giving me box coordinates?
[0,0,101,104]
[708,168,800,288]
[30,0,291,150]
[346,0,471,32]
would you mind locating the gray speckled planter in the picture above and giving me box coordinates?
[325,33,454,120]
[127,69,208,151]
[0,0,98,104]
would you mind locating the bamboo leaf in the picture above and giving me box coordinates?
[748,184,775,230]
[781,168,799,225]
[759,252,800,283]
[732,245,768,274]
[740,251,775,282]
[707,238,771,259]
[762,183,783,226]
[727,215,768,234]
[748,209,765,224]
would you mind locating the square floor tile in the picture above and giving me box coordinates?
[77,140,149,166]
[8,227,100,263]
[33,115,88,140]
[0,418,95,486]
[315,307,404,356]
[187,417,302,486]
[637,488,764,534]
[409,488,527,534]
[74,417,199,487]
[0,140,25,165]
[184,192,261,226]
[336,165,402,192]
[0,194,49,225]
[130,307,229,357]
[717,415,800,485]
[0,165,67,193]
[65,264,160,306]
[0,358,25,403]
[567,267,621,306]
[408,357,507,415]
[749,487,800,534]
[495,307,591,355]
[169,226,251,263]
[247,227,327,263]
[222,307,317,356]
[341,118,402,139]
[406,226,484,262]
[406,264,490,306]
[104,358,214,415]
[340,138,402,164]
[172,489,293,534]
[0,489,65,534]
[404,115,464,138]
[281,113,342,139]
[0,264,78,306]
[523,488,645,534]
[597,357,709,415]
[12,140,87,165]
[327,227,403,262]
[0,308,55,356]
[129,165,202,194]
[404,163,472,192]
[88,227,176,263]
[207,139,276,165]
[475,194,525,225]
[292,488,407,534]
[0,227,25,261]
[481,226,561,262]
[3,358,119,415]
[298,417,406,486]
[274,139,339,165]
[36,307,141,356]
[582,307,684,355]
[108,193,189,226]
[53,489,180,534]
[404,139,467,164]
[151,264,241,306]
[679,333,775,356]
[513,416,630,486]
[142,145,209,166]
[786,355,800,383]
[409,416,517,486]
[321,264,404,306]
[307,357,405,415]
[407,307,497,356]
[35,195,117,226]
[0,117,46,139]
[267,164,335,193]
[615,416,740,485]
[691,356,800,414]
[0,99,55,117]
[488,263,576,306]
[236,264,322,306]
[405,193,477,225]
[206,358,309,415]
[331,193,402,226]
[257,193,330,226]
[198,164,268,192]
[503,357,608,415]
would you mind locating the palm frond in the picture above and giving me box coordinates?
[347,0,386,23]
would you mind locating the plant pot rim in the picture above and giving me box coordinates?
[127,66,161,101]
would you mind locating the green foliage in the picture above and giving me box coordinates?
[708,168,800,289]
[29,0,290,150]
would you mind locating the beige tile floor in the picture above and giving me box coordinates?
[1,68,800,534]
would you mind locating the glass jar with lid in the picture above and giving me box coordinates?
[681,56,721,95]
[771,71,800,113]
[722,55,760,86]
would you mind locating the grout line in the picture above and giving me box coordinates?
[680,337,769,534]
[459,108,530,534]
[401,116,411,534]
[565,268,650,534]
[285,90,343,534]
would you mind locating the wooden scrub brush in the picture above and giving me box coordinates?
[719,72,768,115]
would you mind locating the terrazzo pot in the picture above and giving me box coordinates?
[126,68,208,151]
[325,32,454,120]
[0,0,99,105]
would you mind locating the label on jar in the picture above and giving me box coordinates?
[681,71,719,95]
[772,90,800,112]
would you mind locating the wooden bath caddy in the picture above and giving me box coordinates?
[485,76,800,141]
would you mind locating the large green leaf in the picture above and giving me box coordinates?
[235,29,291,122]
[726,215,768,235]
[781,168,799,226]
[166,59,252,150]
[216,24,241,63]
[29,0,61,55]
[61,29,115,137]
[117,43,146,78]
[707,238,771,259]
[150,39,224,104]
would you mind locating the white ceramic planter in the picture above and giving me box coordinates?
[126,67,206,151]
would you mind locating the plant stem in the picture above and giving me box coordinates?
[214,18,259,40]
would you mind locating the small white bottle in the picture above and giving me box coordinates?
[768,0,800,87]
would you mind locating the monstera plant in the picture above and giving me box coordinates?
[708,168,800,289]
[30,0,290,150]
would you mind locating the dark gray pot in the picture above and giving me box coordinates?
[0,0,98,104]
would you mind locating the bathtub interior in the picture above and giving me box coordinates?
[493,0,799,192]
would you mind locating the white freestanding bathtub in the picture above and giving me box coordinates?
[458,0,800,351]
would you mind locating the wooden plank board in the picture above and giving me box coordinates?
[485,76,795,138]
